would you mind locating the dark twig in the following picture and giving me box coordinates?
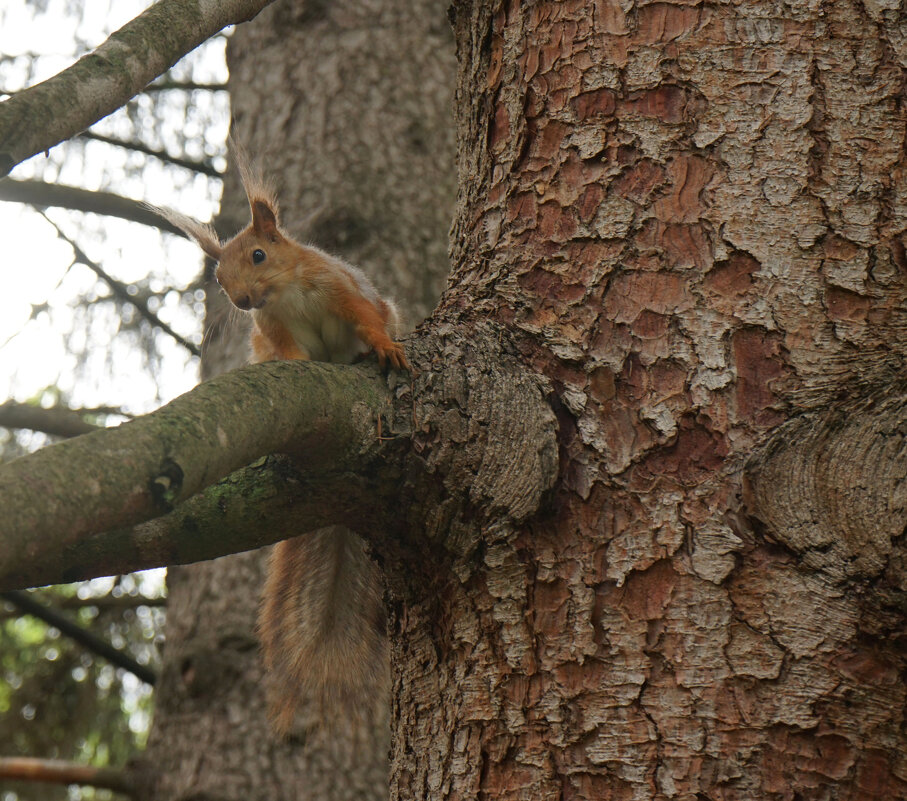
[79,131,222,178]
[0,590,157,686]
[0,178,188,235]
[51,592,166,610]
[144,80,228,92]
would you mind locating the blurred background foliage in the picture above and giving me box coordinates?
[0,578,164,801]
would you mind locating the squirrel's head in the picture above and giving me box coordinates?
[214,198,296,311]
[148,140,304,313]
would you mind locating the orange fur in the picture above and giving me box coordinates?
[252,316,307,362]
[213,194,406,369]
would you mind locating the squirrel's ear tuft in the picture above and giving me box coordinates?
[143,203,223,260]
[231,134,280,233]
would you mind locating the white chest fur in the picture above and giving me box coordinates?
[273,284,366,364]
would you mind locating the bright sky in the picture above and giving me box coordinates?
[0,0,230,420]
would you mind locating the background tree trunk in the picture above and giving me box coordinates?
[384,0,907,798]
[138,2,454,799]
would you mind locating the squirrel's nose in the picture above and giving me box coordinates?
[234,294,252,311]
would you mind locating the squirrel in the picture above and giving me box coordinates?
[150,143,406,733]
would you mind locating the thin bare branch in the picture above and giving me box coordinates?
[2,80,228,97]
[40,213,202,357]
[79,131,223,177]
[144,79,228,92]
[0,178,188,235]
[51,592,166,610]
[0,400,101,438]
[0,590,165,620]
[0,590,157,685]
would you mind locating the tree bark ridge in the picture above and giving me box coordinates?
[746,389,907,586]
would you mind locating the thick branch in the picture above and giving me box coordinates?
[0,178,187,234]
[0,0,274,176]
[0,360,401,587]
[0,400,100,438]
[8,456,383,589]
[0,757,133,795]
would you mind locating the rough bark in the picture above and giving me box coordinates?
[381,1,907,799]
[12,0,904,796]
[747,391,907,585]
[140,2,456,799]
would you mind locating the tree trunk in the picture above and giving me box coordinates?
[138,2,454,799]
[385,1,907,799]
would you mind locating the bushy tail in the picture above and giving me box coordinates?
[258,526,389,734]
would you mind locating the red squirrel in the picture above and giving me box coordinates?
[151,145,404,732]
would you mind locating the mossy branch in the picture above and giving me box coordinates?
[11,455,384,589]
[0,360,405,590]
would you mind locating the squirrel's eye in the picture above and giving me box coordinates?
[252,249,266,265]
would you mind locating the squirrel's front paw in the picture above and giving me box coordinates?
[376,341,409,371]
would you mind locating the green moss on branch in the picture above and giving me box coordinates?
[0,360,402,588]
